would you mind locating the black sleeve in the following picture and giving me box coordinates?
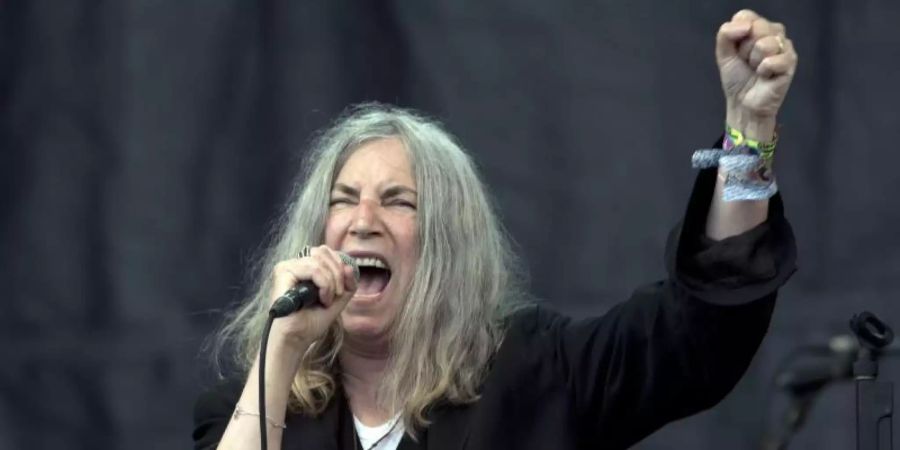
[542,167,797,448]
[192,378,243,450]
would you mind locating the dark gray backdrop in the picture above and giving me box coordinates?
[2,1,899,449]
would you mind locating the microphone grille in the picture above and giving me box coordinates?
[338,252,361,281]
[829,334,858,354]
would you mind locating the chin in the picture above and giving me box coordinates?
[341,312,391,340]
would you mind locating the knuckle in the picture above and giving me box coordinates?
[312,245,334,260]
[314,248,337,264]
[273,261,289,275]
[733,9,755,19]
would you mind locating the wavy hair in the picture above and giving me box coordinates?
[213,102,529,435]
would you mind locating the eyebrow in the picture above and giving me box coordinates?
[332,183,417,199]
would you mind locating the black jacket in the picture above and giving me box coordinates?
[193,168,797,449]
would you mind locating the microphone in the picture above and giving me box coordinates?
[269,252,360,318]
[776,359,853,395]
[775,334,859,396]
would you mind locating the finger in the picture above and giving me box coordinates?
[310,246,344,300]
[732,9,761,22]
[737,18,783,62]
[318,247,357,300]
[322,247,360,294]
[325,266,357,315]
[770,22,786,35]
[757,46,797,78]
[342,264,358,297]
[271,258,335,307]
[309,264,336,306]
[338,264,358,302]
[271,260,306,302]
[716,21,752,61]
[324,247,356,295]
[749,35,785,69]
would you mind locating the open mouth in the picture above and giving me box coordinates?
[354,256,392,296]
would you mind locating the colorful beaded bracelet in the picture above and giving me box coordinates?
[690,124,779,201]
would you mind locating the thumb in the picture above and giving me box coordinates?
[716,21,752,63]
[333,264,358,306]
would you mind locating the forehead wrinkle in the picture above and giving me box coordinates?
[333,141,416,195]
[332,183,359,196]
[331,182,417,199]
[381,185,418,198]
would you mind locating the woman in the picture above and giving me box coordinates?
[194,9,798,450]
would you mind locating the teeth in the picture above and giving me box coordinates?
[353,256,388,270]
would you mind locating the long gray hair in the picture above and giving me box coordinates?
[214,103,529,433]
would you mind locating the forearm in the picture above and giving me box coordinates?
[705,113,774,241]
[705,172,769,240]
[216,338,305,450]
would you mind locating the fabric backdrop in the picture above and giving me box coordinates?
[2,1,899,449]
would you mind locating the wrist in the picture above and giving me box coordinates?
[269,331,312,361]
[725,108,777,142]
[260,332,309,383]
[269,319,318,352]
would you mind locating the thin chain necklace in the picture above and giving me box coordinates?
[353,415,401,450]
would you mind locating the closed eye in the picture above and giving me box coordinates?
[388,199,417,209]
[329,198,354,207]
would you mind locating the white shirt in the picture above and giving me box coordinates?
[353,414,404,450]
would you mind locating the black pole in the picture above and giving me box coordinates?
[850,311,894,450]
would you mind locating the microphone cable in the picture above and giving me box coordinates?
[259,311,276,450]
[257,251,359,450]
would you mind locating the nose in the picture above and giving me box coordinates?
[348,198,381,239]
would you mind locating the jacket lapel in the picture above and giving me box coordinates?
[281,388,348,450]
[418,403,471,450]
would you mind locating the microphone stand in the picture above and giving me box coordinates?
[850,311,895,450]
[761,392,818,450]
[761,312,898,450]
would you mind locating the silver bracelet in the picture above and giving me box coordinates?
[692,148,778,201]
[233,404,287,429]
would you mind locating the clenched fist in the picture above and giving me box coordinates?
[268,245,358,348]
[717,9,798,139]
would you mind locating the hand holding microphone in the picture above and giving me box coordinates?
[268,245,359,347]
[252,246,359,450]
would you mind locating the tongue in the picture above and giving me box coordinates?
[357,269,389,295]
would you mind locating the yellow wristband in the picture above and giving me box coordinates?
[725,123,778,162]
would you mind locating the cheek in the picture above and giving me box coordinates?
[396,219,419,254]
[397,225,419,290]
[323,214,346,247]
